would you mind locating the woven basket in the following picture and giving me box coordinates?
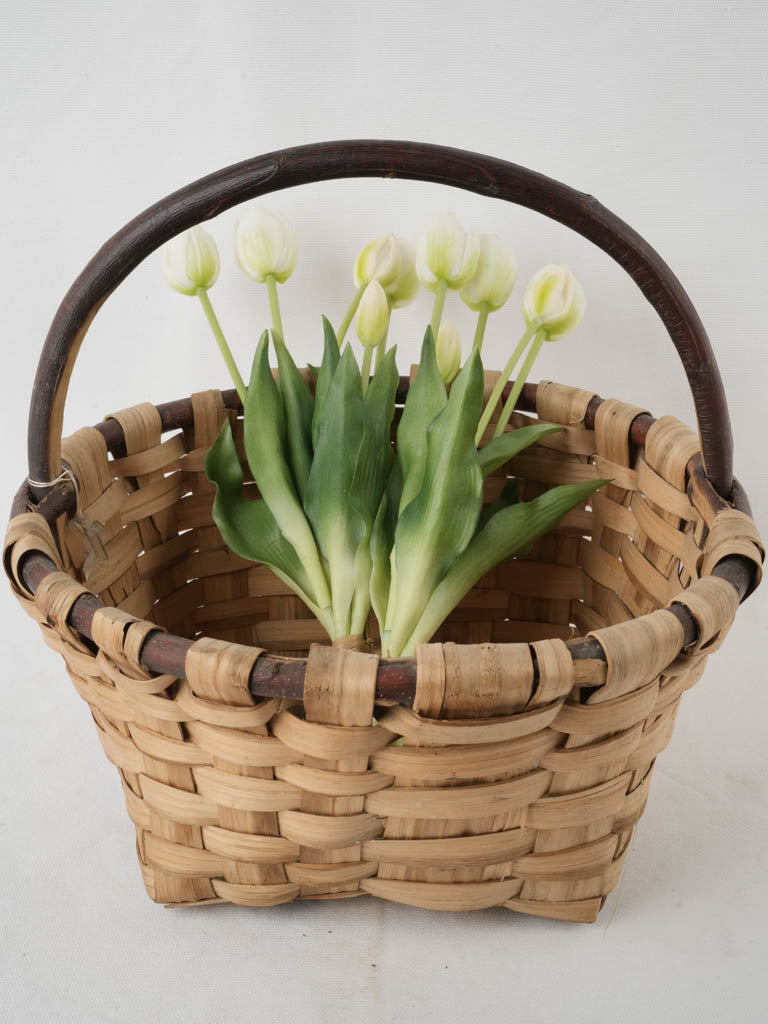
[6,142,763,922]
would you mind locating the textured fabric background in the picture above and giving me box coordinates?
[1,1,766,1021]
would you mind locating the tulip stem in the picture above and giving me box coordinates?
[430,278,448,338]
[337,284,365,346]
[474,321,540,445]
[472,303,490,353]
[361,345,374,397]
[265,274,285,345]
[374,299,393,370]
[492,327,548,438]
[196,288,246,404]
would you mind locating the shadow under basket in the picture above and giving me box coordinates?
[5,142,763,922]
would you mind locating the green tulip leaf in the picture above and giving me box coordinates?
[204,418,332,634]
[478,423,564,477]
[385,349,484,655]
[396,326,447,513]
[369,458,403,638]
[347,346,399,634]
[400,477,609,654]
[243,332,331,610]
[478,477,519,531]
[272,332,314,500]
[312,316,341,448]
[304,345,366,637]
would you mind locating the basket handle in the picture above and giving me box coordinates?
[27,140,734,498]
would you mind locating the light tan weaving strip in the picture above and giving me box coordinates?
[185,636,263,707]
[644,416,700,490]
[529,638,574,707]
[414,644,446,717]
[442,642,534,718]
[700,509,764,586]
[536,380,595,425]
[33,571,92,652]
[303,643,378,727]
[298,643,379,896]
[588,608,684,703]
[667,576,739,655]
[416,642,537,718]
[4,512,64,598]
[91,606,140,670]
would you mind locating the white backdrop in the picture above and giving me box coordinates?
[1,2,766,1022]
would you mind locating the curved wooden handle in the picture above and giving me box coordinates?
[27,140,734,497]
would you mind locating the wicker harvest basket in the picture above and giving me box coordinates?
[5,142,763,922]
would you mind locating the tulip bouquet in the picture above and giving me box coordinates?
[162,210,605,656]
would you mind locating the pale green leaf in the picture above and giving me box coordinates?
[400,477,608,654]
[272,332,314,499]
[396,326,447,513]
[478,423,564,477]
[243,332,331,610]
[204,419,332,633]
[304,345,366,636]
[385,349,484,654]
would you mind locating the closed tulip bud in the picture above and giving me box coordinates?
[523,264,586,337]
[460,234,518,312]
[235,207,297,283]
[354,234,418,307]
[436,318,461,384]
[416,212,480,290]
[355,280,390,347]
[162,226,220,295]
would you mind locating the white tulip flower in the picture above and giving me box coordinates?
[460,234,518,312]
[355,280,390,347]
[354,233,419,307]
[523,264,586,337]
[416,212,480,291]
[436,318,461,384]
[235,207,297,283]
[162,226,220,295]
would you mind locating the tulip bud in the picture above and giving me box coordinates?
[523,264,586,337]
[355,280,390,347]
[436,318,461,384]
[354,234,418,308]
[162,226,220,295]
[460,234,518,312]
[235,207,297,283]
[416,212,480,290]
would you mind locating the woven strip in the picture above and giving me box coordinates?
[294,643,379,897]
[588,608,684,703]
[536,380,595,425]
[303,643,378,727]
[90,605,165,677]
[33,570,92,653]
[529,639,575,707]
[185,636,263,707]
[700,508,764,586]
[667,576,739,655]
[4,511,63,600]
[415,642,538,718]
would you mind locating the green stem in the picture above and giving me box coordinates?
[474,321,538,445]
[493,328,547,438]
[337,284,365,346]
[375,299,393,370]
[265,274,284,344]
[472,303,490,353]
[430,278,448,337]
[196,288,246,404]
[360,345,374,396]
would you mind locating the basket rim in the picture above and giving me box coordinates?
[9,378,758,707]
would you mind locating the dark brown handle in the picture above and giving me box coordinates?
[28,139,734,498]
